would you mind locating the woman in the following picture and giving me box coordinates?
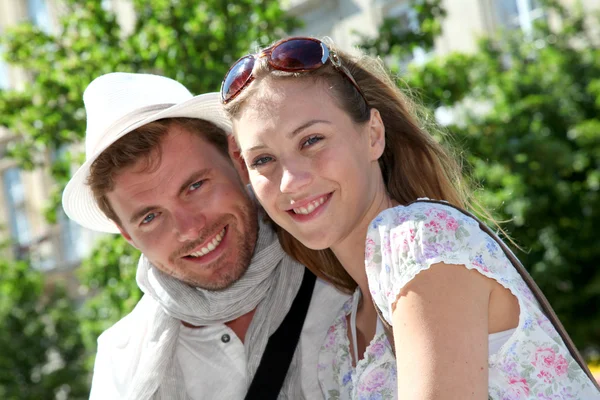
[221,37,599,399]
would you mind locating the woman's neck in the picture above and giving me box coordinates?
[331,187,395,297]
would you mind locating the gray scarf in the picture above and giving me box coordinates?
[126,217,305,399]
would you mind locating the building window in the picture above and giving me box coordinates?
[2,168,31,259]
[0,47,9,90]
[51,146,84,266]
[496,0,544,35]
[56,211,80,265]
[27,0,52,33]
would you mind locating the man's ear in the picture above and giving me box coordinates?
[368,108,386,161]
[228,134,249,184]
[117,224,139,249]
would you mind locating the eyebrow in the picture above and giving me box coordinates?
[245,119,331,153]
[287,119,330,139]
[177,168,210,196]
[128,168,211,224]
[129,205,157,224]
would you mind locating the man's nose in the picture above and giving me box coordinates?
[173,207,207,242]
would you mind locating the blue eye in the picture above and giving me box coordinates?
[142,213,156,224]
[251,156,274,167]
[302,135,322,148]
[190,180,204,191]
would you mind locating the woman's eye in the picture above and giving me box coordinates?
[302,135,322,148]
[142,213,156,225]
[190,180,204,191]
[251,156,274,167]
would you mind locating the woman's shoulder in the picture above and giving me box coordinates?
[365,199,515,324]
[367,199,482,248]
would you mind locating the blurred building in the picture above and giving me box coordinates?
[285,0,598,60]
[0,0,597,279]
[0,0,102,292]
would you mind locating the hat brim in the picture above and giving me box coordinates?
[62,92,232,234]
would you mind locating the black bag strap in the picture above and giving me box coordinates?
[244,268,317,400]
[375,199,599,390]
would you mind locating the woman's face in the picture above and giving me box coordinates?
[232,78,386,250]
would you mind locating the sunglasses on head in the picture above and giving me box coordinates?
[220,37,369,105]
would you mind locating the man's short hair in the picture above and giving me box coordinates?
[87,117,229,225]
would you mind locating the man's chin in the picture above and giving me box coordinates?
[182,264,249,291]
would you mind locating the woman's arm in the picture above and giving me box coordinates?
[391,262,492,399]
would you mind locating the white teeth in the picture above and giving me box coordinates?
[188,228,225,258]
[292,196,327,215]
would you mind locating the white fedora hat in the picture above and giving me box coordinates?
[62,72,232,234]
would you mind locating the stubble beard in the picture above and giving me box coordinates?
[168,204,259,291]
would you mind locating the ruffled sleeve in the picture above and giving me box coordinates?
[366,201,517,325]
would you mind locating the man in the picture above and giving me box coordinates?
[62,72,348,399]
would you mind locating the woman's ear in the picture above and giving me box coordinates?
[368,108,386,161]
[228,134,250,184]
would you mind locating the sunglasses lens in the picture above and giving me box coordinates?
[271,39,324,70]
[222,56,255,102]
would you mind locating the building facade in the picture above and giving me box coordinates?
[0,0,101,280]
[285,0,597,57]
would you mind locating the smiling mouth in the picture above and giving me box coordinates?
[291,194,329,215]
[186,227,226,258]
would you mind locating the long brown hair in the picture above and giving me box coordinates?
[224,38,480,293]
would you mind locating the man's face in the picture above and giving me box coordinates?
[107,124,258,290]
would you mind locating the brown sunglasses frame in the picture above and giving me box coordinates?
[220,37,368,106]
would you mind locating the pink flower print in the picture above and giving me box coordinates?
[506,376,530,398]
[532,347,556,370]
[323,329,337,349]
[408,228,416,242]
[365,238,376,259]
[383,240,391,254]
[446,217,459,231]
[425,220,442,234]
[531,347,567,383]
[327,324,336,335]
[554,354,568,376]
[435,210,448,220]
[400,238,410,253]
[537,369,553,384]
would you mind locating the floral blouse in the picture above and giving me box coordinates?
[318,202,600,399]
[318,291,397,400]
